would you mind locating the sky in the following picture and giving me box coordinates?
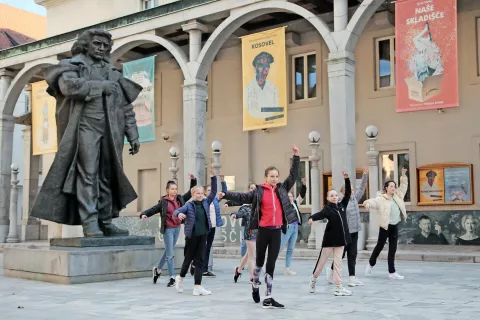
[0,0,46,16]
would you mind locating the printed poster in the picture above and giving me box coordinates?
[419,168,444,203]
[31,80,57,155]
[395,0,458,112]
[241,27,287,131]
[122,56,156,143]
[444,167,471,204]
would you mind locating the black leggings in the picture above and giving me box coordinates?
[331,232,358,276]
[255,227,282,276]
[180,234,207,285]
[369,224,398,274]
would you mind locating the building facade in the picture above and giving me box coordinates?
[0,0,479,248]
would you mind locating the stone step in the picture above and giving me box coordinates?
[213,245,480,263]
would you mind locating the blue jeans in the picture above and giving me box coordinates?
[280,223,298,268]
[157,227,180,277]
[240,226,247,257]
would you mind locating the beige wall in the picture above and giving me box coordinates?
[118,7,480,216]
[42,0,140,36]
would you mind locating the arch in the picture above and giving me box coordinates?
[342,0,385,52]
[111,33,190,79]
[194,1,337,80]
[0,58,59,116]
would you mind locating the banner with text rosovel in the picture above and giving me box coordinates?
[242,27,287,131]
[395,0,458,112]
[122,56,156,143]
[32,80,58,155]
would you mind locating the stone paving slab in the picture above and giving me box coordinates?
[1,253,480,319]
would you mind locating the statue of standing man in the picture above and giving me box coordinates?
[31,29,142,238]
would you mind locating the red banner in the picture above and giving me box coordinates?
[395,0,458,112]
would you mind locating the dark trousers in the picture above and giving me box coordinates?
[256,227,282,276]
[202,227,216,273]
[76,116,112,224]
[330,232,358,276]
[369,224,398,274]
[180,234,207,285]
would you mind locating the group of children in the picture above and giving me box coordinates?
[140,144,410,309]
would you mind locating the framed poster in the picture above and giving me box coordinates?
[416,164,473,205]
[322,170,369,206]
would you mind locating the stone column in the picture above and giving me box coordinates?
[333,0,348,31]
[6,164,19,243]
[0,68,15,243]
[365,126,380,250]
[307,131,321,249]
[182,20,209,62]
[20,125,42,241]
[327,52,356,190]
[182,78,207,188]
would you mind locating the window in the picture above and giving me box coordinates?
[143,0,158,9]
[292,52,317,101]
[375,36,396,89]
[294,159,312,206]
[24,93,29,113]
[380,152,411,203]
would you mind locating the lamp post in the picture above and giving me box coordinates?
[365,125,380,250]
[307,131,321,249]
[168,146,180,182]
[6,164,19,243]
[211,141,224,249]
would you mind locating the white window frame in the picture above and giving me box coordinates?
[291,52,317,102]
[294,159,312,208]
[375,35,396,90]
[143,0,159,9]
[379,151,411,204]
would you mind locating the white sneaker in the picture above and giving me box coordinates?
[175,275,184,293]
[388,272,404,280]
[284,268,297,276]
[325,268,334,284]
[365,264,373,277]
[309,276,317,293]
[334,286,352,296]
[193,286,211,296]
[348,277,363,287]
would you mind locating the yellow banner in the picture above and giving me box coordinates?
[32,81,57,155]
[242,27,287,131]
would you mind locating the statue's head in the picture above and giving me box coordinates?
[71,29,113,61]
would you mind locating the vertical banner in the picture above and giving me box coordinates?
[32,80,57,155]
[122,56,156,143]
[395,0,458,112]
[242,27,287,131]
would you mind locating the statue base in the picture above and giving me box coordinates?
[3,236,184,284]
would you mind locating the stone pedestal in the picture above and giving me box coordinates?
[3,236,184,284]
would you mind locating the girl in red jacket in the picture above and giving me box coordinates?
[219,145,300,309]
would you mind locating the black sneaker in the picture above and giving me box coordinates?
[250,278,262,285]
[167,277,175,287]
[190,264,195,276]
[252,285,260,303]
[203,271,216,278]
[262,298,285,309]
[234,267,242,283]
[152,267,160,284]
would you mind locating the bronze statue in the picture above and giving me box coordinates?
[31,29,142,238]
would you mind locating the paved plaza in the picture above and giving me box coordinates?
[0,254,479,320]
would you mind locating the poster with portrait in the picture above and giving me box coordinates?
[31,80,58,155]
[418,168,444,204]
[417,164,473,205]
[395,0,458,112]
[122,56,156,143]
[241,27,287,131]
[444,167,472,204]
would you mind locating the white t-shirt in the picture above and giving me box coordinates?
[244,78,280,119]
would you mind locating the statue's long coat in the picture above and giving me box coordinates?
[31,54,142,225]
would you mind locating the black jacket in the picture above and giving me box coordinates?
[223,156,300,234]
[225,200,246,226]
[291,184,306,225]
[231,205,257,240]
[309,178,352,247]
[139,178,197,234]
